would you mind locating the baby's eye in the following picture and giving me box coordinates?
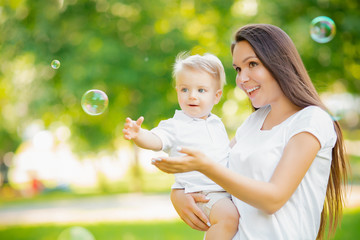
[249,62,258,68]
[181,88,188,92]
[198,89,205,93]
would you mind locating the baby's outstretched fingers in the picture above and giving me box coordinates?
[122,129,130,140]
[136,116,144,126]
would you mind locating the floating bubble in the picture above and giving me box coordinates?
[58,226,95,240]
[81,89,109,115]
[51,60,61,69]
[310,16,336,43]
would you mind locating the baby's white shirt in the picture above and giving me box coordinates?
[151,110,230,193]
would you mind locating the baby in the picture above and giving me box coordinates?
[123,52,239,239]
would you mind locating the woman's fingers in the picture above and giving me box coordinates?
[176,146,197,156]
[183,209,209,231]
[151,157,189,173]
[191,193,210,204]
[192,205,210,228]
[188,193,210,226]
[152,162,177,173]
[179,197,210,231]
[152,151,206,174]
[170,189,209,231]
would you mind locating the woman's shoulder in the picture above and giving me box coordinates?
[288,105,336,148]
[296,105,333,123]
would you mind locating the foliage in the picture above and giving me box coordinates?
[0,0,359,155]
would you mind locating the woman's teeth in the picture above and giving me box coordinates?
[247,86,260,93]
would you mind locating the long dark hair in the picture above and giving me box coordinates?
[231,24,349,239]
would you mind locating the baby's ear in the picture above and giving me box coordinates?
[214,89,223,104]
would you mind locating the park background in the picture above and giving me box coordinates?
[0,0,359,239]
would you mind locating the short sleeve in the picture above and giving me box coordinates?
[150,119,176,153]
[171,181,185,189]
[286,106,337,149]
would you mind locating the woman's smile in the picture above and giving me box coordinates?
[232,41,286,108]
[245,86,260,98]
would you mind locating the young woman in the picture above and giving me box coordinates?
[152,24,349,240]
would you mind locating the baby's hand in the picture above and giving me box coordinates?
[123,116,144,140]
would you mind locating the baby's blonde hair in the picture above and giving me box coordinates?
[173,52,226,90]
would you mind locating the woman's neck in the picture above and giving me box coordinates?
[262,100,301,130]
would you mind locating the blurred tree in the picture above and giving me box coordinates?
[0,0,359,158]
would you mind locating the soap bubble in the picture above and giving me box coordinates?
[310,16,336,43]
[51,60,61,69]
[81,89,109,115]
[58,226,95,240]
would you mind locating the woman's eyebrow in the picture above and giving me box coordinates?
[242,55,257,63]
[233,55,258,68]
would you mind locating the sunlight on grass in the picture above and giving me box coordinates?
[0,208,358,239]
[0,220,204,240]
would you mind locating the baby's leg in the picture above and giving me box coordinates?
[206,198,239,240]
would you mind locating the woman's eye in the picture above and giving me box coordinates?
[198,89,205,93]
[249,62,258,68]
[181,88,188,92]
[235,67,241,73]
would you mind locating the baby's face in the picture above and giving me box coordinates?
[176,68,222,119]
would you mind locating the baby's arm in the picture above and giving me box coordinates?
[123,116,163,151]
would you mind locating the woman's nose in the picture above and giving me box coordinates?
[237,70,250,84]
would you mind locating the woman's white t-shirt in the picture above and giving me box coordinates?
[230,105,337,240]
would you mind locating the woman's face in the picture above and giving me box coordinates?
[232,41,285,108]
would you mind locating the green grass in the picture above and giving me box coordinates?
[0,220,204,240]
[0,208,359,240]
[0,163,358,239]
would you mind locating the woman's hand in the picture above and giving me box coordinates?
[151,147,209,173]
[170,189,210,231]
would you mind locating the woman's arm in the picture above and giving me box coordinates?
[170,189,210,231]
[154,132,320,214]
